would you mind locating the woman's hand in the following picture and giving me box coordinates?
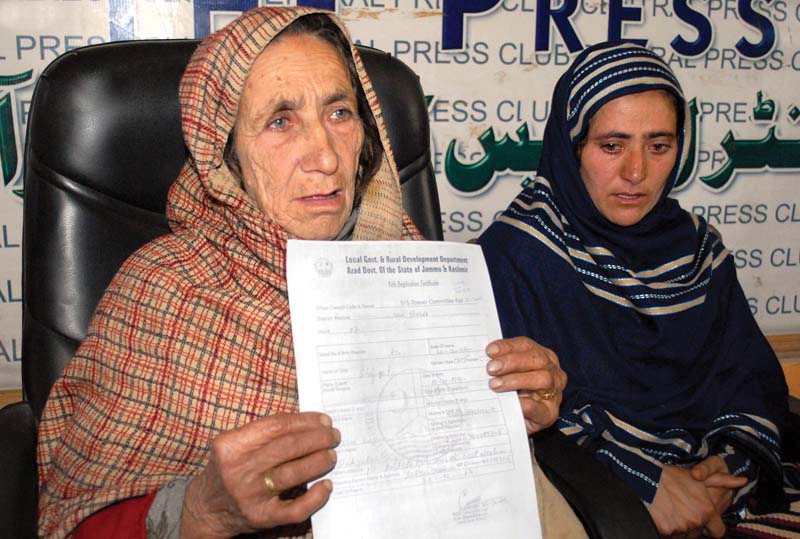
[485,336,566,434]
[181,412,340,539]
[691,456,746,537]
[648,460,746,538]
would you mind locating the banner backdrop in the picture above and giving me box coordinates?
[1,0,798,388]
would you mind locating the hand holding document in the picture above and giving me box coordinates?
[287,240,541,539]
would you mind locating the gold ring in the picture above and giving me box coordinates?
[263,471,278,496]
[535,387,557,400]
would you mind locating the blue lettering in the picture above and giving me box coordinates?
[192,0,334,39]
[500,0,534,12]
[16,35,104,61]
[442,211,485,234]
[2,226,19,249]
[732,248,762,269]
[536,0,582,52]
[442,0,500,50]
[771,0,787,22]
[193,0,259,39]
[736,0,775,58]
[775,203,800,223]
[298,0,336,8]
[607,0,646,46]
[691,204,768,225]
[429,99,487,122]
[40,36,60,58]
[443,210,466,234]
[697,149,726,169]
[766,295,800,315]
[15,36,35,60]
[0,280,21,303]
[433,150,443,174]
[497,100,516,121]
[652,0,671,17]
[0,338,22,362]
[770,248,799,268]
[707,0,737,19]
[499,42,534,65]
[21,101,30,126]
[532,100,549,122]
[394,40,489,64]
[109,0,134,41]
[467,210,483,232]
[580,0,606,15]
[671,0,713,56]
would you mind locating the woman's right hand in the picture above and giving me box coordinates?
[180,412,340,538]
[648,460,746,538]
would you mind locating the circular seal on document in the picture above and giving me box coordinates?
[314,257,333,277]
[376,369,464,462]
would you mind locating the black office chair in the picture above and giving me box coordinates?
[1,39,656,538]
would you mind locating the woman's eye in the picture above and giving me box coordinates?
[651,142,672,153]
[601,143,621,153]
[331,108,353,121]
[269,117,288,130]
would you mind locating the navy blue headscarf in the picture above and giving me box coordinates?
[479,42,787,501]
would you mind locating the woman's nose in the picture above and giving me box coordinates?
[621,148,646,184]
[300,121,338,174]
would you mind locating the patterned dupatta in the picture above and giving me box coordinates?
[37,8,421,538]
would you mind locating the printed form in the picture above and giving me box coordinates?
[287,240,541,539]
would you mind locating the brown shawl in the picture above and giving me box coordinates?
[37,7,421,538]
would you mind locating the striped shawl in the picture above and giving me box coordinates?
[479,42,790,512]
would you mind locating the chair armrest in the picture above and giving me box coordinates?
[0,401,39,539]
[533,428,658,539]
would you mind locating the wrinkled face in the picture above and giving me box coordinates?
[234,33,364,240]
[578,90,679,227]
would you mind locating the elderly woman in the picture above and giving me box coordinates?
[36,7,567,538]
[479,41,792,538]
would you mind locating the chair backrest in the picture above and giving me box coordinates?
[22,39,442,419]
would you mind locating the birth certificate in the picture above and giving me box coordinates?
[287,240,541,539]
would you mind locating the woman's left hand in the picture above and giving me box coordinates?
[485,336,566,434]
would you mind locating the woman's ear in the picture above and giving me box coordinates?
[223,129,243,183]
